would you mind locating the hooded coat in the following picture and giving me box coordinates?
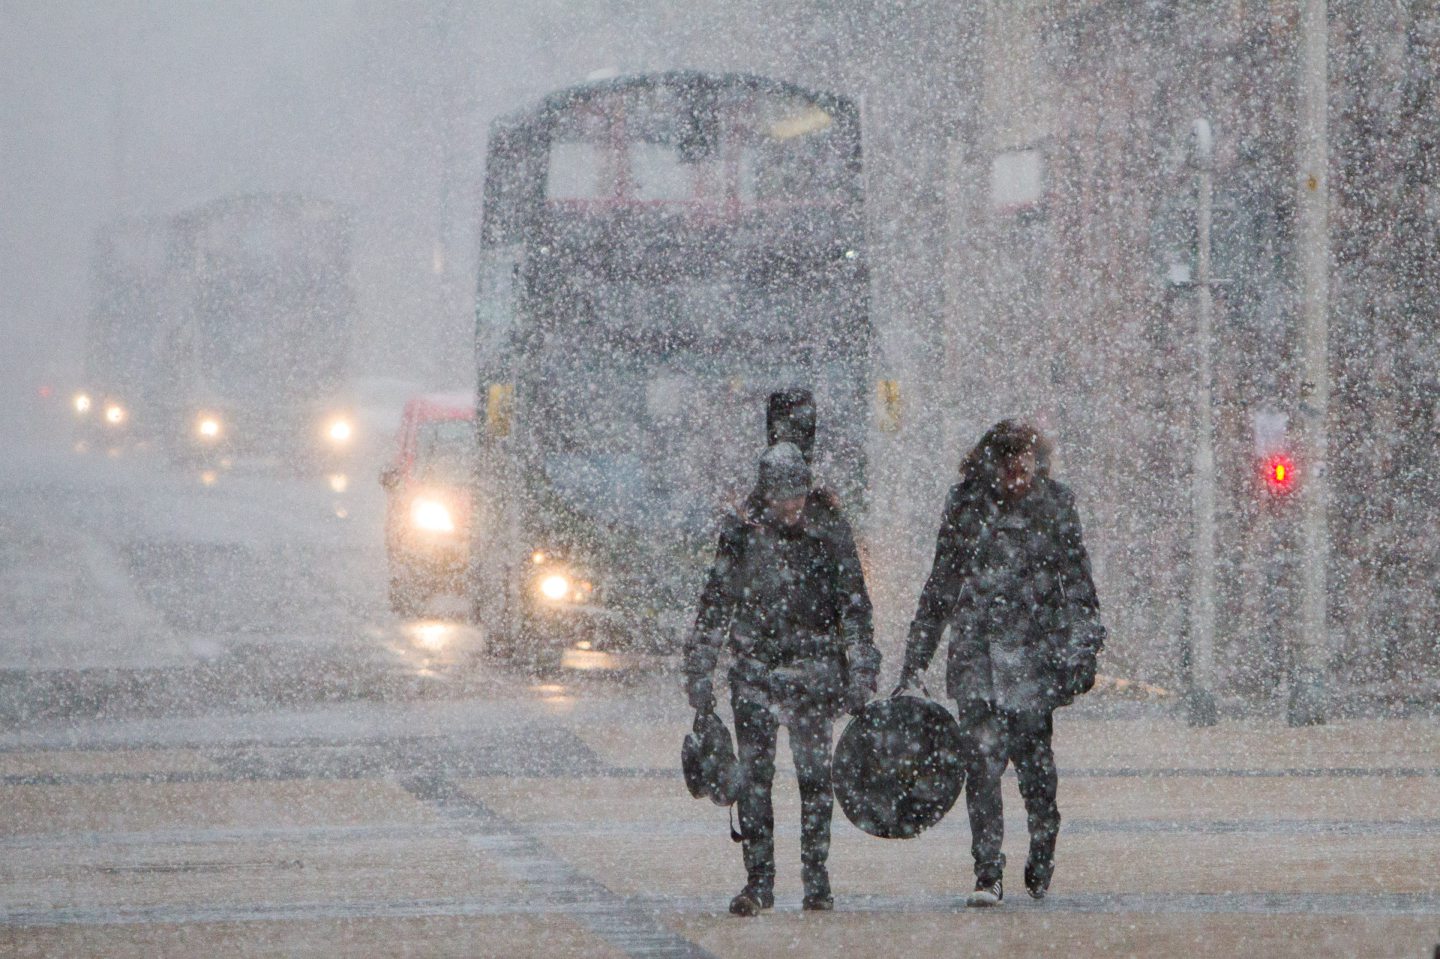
[901,475,1103,712]
[685,491,879,712]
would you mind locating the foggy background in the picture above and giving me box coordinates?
[1,0,972,669]
[3,0,930,411]
[4,1,1438,706]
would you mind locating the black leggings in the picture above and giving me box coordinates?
[963,706,1060,883]
[731,691,835,889]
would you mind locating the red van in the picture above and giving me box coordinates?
[380,393,475,615]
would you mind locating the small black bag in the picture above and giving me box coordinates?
[682,708,739,806]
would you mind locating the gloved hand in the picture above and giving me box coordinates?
[843,683,871,717]
[686,675,716,713]
[955,696,991,728]
[1063,651,1098,697]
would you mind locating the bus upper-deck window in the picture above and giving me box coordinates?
[546,99,613,202]
[547,141,608,201]
[630,142,693,202]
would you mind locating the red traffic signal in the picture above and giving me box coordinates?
[1263,454,1296,494]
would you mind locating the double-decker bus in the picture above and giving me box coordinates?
[470,72,871,666]
[163,194,357,464]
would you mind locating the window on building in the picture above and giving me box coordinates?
[990,148,1044,213]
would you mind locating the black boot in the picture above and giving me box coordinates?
[1024,857,1052,900]
[729,882,774,917]
[731,837,774,917]
[801,863,833,911]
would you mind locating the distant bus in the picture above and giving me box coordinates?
[163,194,358,463]
[73,218,178,445]
[469,72,873,666]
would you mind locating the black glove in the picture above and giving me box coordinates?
[1063,651,1097,697]
[1061,622,1104,697]
[686,675,716,713]
[843,683,870,717]
[955,697,991,727]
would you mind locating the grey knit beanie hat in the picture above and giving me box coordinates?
[757,441,811,501]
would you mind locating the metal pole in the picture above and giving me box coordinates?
[111,66,127,215]
[1187,118,1219,726]
[1290,0,1330,726]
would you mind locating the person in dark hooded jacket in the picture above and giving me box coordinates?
[685,440,880,916]
[897,420,1104,905]
[745,389,866,592]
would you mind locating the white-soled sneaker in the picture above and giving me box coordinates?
[966,877,1003,907]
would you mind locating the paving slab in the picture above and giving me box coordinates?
[4,706,1437,957]
[0,749,221,778]
[0,834,524,916]
[674,911,1440,959]
[0,916,628,959]
[0,778,434,836]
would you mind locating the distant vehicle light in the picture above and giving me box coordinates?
[104,403,126,425]
[197,416,221,439]
[539,573,571,601]
[411,496,454,533]
[532,550,547,565]
[73,393,92,415]
[411,621,451,650]
[327,418,354,444]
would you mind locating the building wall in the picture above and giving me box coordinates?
[938,0,1439,704]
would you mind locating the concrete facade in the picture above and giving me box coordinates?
[925,0,1439,705]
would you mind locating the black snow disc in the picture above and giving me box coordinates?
[832,695,967,839]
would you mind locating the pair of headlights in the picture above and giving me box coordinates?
[401,516,590,604]
[74,393,126,425]
[187,414,353,444]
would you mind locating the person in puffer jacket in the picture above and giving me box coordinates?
[897,420,1104,906]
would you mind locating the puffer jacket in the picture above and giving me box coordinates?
[901,476,1104,711]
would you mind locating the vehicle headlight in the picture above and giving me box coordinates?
[197,415,221,439]
[73,393,92,415]
[411,496,454,533]
[538,573,571,601]
[326,418,353,444]
[104,403,126,425]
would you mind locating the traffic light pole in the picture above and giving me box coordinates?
[1187,118,1219,727]
[1290,0,1331,726]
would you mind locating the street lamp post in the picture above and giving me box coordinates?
[1289,0,1331,726]
[1187,117,1220,727]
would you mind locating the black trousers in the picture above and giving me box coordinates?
[962,706,1060,883]
[731,686,835,894]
